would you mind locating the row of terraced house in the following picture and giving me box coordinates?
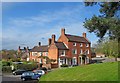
[18,28,91,68]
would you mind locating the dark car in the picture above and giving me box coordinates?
[21,71,41,81]
[40,67,47,72]
[12,69,26,75]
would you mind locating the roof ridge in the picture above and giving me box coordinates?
[65,34,83,38]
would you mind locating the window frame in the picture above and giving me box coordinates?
[86,43,89,47]
[72,49,77,54]
[61,50,65,56]
[72,57,77,65]
[73,42,76,46]
[80,49,83,54]
[80,43,83,47]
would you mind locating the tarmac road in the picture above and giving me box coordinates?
[2,73,38,83]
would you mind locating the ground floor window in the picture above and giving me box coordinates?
[60,59,65,65]
[72,57,77,65]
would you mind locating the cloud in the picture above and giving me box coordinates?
[2,3,98,50]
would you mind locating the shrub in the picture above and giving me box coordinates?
[61,64,68,67]
[2,60,12,66]
[13,63,38,71]
[2,66,12,73]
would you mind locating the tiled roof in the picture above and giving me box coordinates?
[55,42,68,50]
[65,34,90,43]
[31,45,48,52]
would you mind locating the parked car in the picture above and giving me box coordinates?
[13,69,26,75]
[33,70,45,75]
[21,71,41,81]
[40,67,47,72]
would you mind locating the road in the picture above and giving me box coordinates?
[2,73,38,83]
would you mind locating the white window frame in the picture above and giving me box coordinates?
[80,43,83,47]
[86,50,89,54]
[61,50,65,56]
[60,59,65,65]
[72,49,77,54]
[86,44,89,47]
[72,57,77,65]
[39,59,42,63]
[73,43,76,46]
[80,49,83,54]
[39,52,42,56]
[32,52,37,56]
[45,52,48,56]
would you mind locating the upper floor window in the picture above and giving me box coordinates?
[86,44,89,47]
[86,50,89,54]
[80,49,83,54]
[61,50,65,56]
[45,52,48,56]
[80,43,83,47]
[72,49,77,54]
[39,52,42,56]
[73,43,76,46]
[32,52,37,56]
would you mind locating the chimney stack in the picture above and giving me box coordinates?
[24,47,26,50]
[61,28,65,35]
[52,34,55,43]
[38,42,41,46]
[83,33,86,38]
[18,46,21,52]
[18,46,20,50]
[48,38,52,45]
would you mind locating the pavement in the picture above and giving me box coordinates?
[1,73,38,83]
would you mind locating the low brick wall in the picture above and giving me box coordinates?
[51,64,58,68]
[42,63,51,69]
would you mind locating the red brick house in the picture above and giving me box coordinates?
[30,43,48,62]
[29,28,91,68]
[18,46,31,61]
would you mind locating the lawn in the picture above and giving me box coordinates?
[39,62,118,81]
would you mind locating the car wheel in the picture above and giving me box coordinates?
[14,73,16,75]
[22,78,25,81]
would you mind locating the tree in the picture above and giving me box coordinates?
[84,2,120,59]
[84,2,120,39]
[94,38,119,61]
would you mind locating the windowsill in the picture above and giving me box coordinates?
[61,55,65,56]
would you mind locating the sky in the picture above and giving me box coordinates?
[2,2,101,50]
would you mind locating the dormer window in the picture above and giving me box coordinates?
[73,43,76,46]
[80,43,83,47]
[86,44,89,47]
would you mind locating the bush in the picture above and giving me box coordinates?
[2,66,12,73]
[13,63,38,71]
[61,64,68,67]
[2,60,12,66]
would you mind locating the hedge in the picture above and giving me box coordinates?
[2,66,12,73]
[13,63,38,71]
[61,64,68,67]
[2,61,12,66]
